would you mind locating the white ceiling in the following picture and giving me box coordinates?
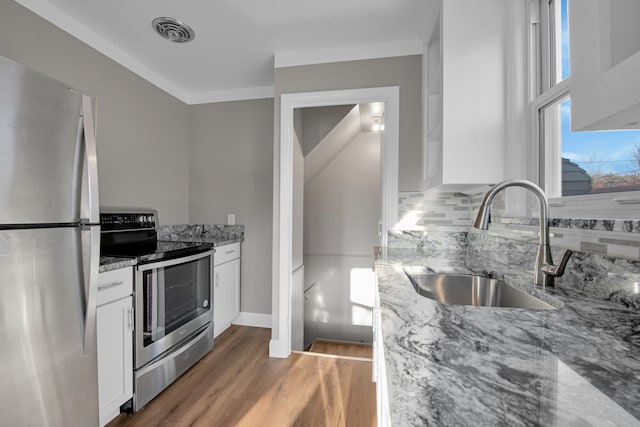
[15,0,430,104]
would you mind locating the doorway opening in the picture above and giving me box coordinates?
[270,87,399,359]
[294,103,383,357]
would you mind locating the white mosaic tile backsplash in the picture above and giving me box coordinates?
[394,190,640,262]
[397,191,470,232]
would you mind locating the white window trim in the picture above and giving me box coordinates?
[531,78,570,198]
[530,0,640,220]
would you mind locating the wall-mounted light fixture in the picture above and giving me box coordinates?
[372,116,385,132]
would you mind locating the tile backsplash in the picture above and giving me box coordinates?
[396,191,470,232]
[395,190,640,261]
[391,190,640,308]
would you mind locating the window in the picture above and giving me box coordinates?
[533,0,640,214]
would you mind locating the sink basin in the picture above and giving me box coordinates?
[405,272,555,310]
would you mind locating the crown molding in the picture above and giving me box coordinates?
[15,0,190,103]
[274,39,424,69]
[187,86,274,105]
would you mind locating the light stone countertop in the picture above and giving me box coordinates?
[99,224,243,272]
[156,224,244,247]
[161,236,242,247]
[99,256,136,273]
[375,247,640,426]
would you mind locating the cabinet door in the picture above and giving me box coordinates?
[570,0,640,131]
[97,296,133,427]
[213,258,240,337]
[422,0,507,191]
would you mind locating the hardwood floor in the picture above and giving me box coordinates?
[308,340,373,360]
[107,326,376,427]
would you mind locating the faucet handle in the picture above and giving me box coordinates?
[542,249,573,277]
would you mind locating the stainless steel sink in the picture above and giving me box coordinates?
[405,272,555,310]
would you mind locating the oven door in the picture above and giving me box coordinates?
[134,250,213,369]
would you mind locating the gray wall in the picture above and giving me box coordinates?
[275,55,423,191]
[189,99,274,315]
[0,1,190,224]
[301,105,354,156]
[304,132,381,256]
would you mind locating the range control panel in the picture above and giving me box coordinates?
[100,211,157,231]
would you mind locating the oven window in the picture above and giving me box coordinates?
[142,256,211,346]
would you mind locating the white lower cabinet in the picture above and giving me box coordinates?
[213,243,241,337]
[97,267,134,427]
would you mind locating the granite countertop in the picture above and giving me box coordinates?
[156,224,244,247]
[376,247,640,426]
[160,237,242,247]
[99,256,136,273]
[99,224,244,272]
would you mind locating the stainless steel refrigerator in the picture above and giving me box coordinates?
[0,54,101,426]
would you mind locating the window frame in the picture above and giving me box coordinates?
[531,0,640,219]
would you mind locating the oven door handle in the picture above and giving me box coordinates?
[151,269,162,341]
[137,249,213,271]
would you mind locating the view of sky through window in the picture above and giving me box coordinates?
[559,0,640,194]
[560,0,570,80]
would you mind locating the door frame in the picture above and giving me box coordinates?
[270,86,399,358]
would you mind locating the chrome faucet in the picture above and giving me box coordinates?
[473,179,572,288]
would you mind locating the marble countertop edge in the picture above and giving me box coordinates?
[99,257,137,273]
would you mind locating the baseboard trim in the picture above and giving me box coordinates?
[233,312,272,329]
[269,338,289,359]
[292,350,372,362]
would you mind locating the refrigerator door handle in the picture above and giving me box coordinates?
[77,95,100,354]
[81,224,100,354]
[80,95,100,225]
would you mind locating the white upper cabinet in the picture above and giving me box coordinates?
[423,0,507,191]
[570,0,640,131]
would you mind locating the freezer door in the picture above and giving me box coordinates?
[0,227,99,427]
[0,55,84,225]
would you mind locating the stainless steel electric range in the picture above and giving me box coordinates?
[100,208,214,411]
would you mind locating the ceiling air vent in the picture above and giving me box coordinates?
[152,17,195,43]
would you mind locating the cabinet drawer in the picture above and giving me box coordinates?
[97,268,133,306]
[214,242,240,265]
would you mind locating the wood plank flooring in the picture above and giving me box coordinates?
[308,340,373,359]
[107,326,376,427]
